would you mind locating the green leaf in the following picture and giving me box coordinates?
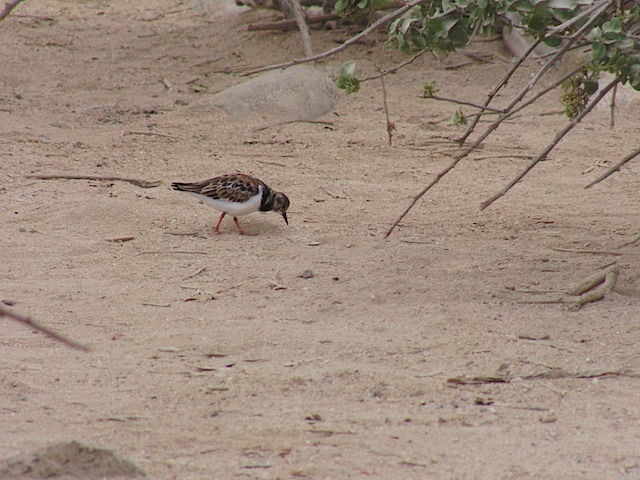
[548,0,576,10]
[423,81,439,97]
[372,0,393,9]
[340,60,357,78]
[399,18,418,35]
[543,35,562,47]
[453,110,468,126]
[591,42,606,63]
[587,26,602,42]
[334,0,349,15]
[602,18,622,34]
[388,18,402,35]
[337,61,360,94]
[356,0,368,9]
[511,1,535,13]
[411,30,427,49]
[583,79,598,95]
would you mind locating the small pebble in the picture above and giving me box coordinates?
[300,270,314,279]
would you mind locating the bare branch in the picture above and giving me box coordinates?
[386,3,612,237]
[361,48,430,82]
[458,38,542,144]
[426,94,505,113]
[0,0,25,22]
[545,0,611,37]
[241,0,426,76]
[585,145,640,189]
[0,304,90,352]
[379,67,395,145]
[481,78,619,210]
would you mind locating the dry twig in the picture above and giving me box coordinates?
[0,304,90,352]
[518,265,620,308]
[480,78,619,210]
[379,67,395,146]
[585,145,640,189]
[252,119,334,132]
[26,174,162,188]
[0,0,25,22]
[448,367,636,385]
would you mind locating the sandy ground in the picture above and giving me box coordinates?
[2,1,640,479]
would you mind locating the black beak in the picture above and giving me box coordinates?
[282,212,288,225]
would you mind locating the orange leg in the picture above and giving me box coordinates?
[233,217,245,235]
[214,212,226,234]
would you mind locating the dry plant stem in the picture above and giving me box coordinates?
[545,0,611,37]
[507,0,612,103]
[573,267,619,308]
[458,38,542,144]
[427,94,504,113]
[379,67,394,145]
[481,78,619,210]
[252,119,334,132]
[448,367,633,385]
[0,0,24,22]
[388,21,596,236]
[0,305,90,352]
[26,174,162,188]
[290,0,314,57]
[386,55,590,236]
[610,82,617,127]
[567,265,618,295]
[585,145,640,188]
[550,247,638,255]
[361,48,430,82]
[617,233,640,249]
[241,0,425,76]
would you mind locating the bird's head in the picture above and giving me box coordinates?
[273,192,290,225]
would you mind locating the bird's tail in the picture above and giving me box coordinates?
[171,182,199,193]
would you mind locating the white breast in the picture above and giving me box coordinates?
[183,185,263,216]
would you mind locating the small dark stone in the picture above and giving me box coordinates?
[300,270,314,279]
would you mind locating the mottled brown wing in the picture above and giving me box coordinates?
[199,174,260,203]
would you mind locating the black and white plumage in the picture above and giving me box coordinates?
[171,173,290,234]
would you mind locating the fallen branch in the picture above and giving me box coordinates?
[550,247,638,256]
[123,130,178,139]
[0,0,25,22]
[617,233,640,249]
[252,119,334,132]
[566,265,618,295]
[448,367,636,385]
[585,145,640,189]
[0,304,90,352]
[241,0,426,76]
[26,174,162,188]
[573,267,618,308]
[519,265,620,309]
